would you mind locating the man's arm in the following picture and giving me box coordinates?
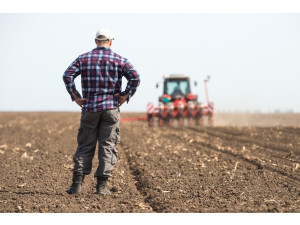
[117,61,140,105]
[62,57,82,101]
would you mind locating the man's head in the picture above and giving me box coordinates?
[95,28,114,47]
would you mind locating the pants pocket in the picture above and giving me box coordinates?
[106,109,120,123]
[111,149,118,165]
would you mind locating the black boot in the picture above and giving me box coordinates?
[66,174,84,194]
[96,177,111,195]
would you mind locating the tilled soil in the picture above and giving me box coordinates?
[0,112,299,212]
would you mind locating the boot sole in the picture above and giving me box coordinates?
[66,190,81,194]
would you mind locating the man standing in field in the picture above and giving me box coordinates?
[62,28,140,195]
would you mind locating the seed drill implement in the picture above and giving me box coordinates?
[147,75,214,127]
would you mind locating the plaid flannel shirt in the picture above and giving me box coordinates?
[63,47,140,112]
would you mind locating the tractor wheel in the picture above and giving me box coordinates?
[199,118,204,126]
[148,119,154,127]
[194,117,203,126]
[179,118,184,126]
[209,117,214,126]
[159,119,164,127]
[147,113,154,127]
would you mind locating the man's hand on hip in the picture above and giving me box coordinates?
[72,92,86,108]
[114,93,129,107]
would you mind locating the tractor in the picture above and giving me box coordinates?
[147,74,214,127]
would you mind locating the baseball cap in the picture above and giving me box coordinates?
[95,28,115,41]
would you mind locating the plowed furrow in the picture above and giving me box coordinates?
[185,127,300,167]
[187,127,300,157]
[121,122,300,212]
[281,127,300,135]
[211,126,300,150]
[168,128,300,190]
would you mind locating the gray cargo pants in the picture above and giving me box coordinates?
[72,108,120,178]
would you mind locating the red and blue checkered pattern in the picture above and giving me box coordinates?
[63,47,140,112]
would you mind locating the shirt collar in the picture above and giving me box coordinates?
[95,46,111,51]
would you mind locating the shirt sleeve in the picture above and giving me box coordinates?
[120,61,140,103]
[62,57,82,101]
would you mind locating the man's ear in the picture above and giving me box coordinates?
[109,40,112,47]
[95,39,98,45]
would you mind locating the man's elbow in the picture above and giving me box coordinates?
[62,73,66,81]
[136,75,141,86]
[137,77,141,87]
[133,79,140,88]
[62,73,70,84]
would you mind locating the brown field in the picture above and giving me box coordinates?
[0,112,299,212]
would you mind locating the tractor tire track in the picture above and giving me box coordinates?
[169,127,300,190]
[120,124,266,212]
[211,126,300,150]
[119,143,158,212]
[280,127,300,135]
[122,122,300,212]
[186,126,300,166]
[115,145,154,212]
[206,128,300,165]
[188,126,300,155]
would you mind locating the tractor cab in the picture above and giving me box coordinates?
[164,76,190,99]
[160,74,196,103]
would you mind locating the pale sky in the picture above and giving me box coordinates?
[0,13,299,112]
